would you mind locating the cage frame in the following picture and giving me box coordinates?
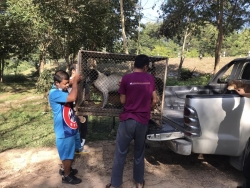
[75,50,168,125]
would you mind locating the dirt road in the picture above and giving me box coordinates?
[0,140,244,188]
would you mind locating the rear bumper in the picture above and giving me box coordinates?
[166,139,192,155]
[146,121,192,155]
[147,132,184,141]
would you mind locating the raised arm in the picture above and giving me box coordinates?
[67,74,81,102]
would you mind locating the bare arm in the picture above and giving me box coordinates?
[235,88,250,98]
[67,74,81,102]
[69,78,73,86]
[151,90,157,110]
[120,94,126,104]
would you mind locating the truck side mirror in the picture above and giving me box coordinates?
[218,78,226,83]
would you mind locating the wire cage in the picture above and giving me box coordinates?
[76,50,168,127]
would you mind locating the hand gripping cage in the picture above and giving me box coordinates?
[75,50,168,126]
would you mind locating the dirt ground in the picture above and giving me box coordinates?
[0,140,244,188]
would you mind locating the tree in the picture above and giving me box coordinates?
[0,0,38,82]
[160,0,203,78]
[34,0,140,68]
[160,0,250,74]
[223,28,250,57]
[120,0,128,54]
[204,0,250,73]
[128,22,179,57]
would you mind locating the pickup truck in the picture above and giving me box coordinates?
[147,57,250,171]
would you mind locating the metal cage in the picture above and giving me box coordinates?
[76,50,168,126]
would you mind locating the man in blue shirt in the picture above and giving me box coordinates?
[49,70,82,184]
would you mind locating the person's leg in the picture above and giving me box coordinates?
[75,130,83,152]
[62,159,73,176]
[57,136,82,184]
[243,150,250,187]
[76,115,88,147]
[80,116,88,146]
[111,119,136,187]
[133,121,148,185]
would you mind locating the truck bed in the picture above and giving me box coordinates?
[163,109,184,125]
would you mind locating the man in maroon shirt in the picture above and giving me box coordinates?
[106,54,157,188]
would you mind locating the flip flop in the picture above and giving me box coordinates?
[106,183,112,188]
[136,180,145,188]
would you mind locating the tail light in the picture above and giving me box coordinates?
[183,105,201,138]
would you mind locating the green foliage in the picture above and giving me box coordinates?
[159,0,250,71]
[180,68,193,80]
[4,60,35,74]
[132,22,179,57]
[36,69,53,93]
[223,29,250,57]
[186,49,199,58]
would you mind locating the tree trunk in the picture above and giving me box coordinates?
[214,30,223,74]
[0,58,4,83]
[136,0,141,55]
[39,52,45,75]
[214,0,224,74]
[120,0,128,54]
[39,43,47,75]
[177,29,188,79]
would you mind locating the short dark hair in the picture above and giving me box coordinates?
[70,64,76,72]
[134,54,149,69]
[54,70,69,83]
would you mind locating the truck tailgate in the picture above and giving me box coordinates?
[147,120,184,141]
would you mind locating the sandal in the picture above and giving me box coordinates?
[136,180,145,188]
[106,183,111,188]
[106,183,120,188]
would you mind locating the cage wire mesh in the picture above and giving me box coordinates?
[76,50,168,133]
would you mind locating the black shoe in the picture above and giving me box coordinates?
[59,167,78,176]
[62,174,82,184]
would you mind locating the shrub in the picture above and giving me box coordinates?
[167,73,213,86]
[3,74,29,83]
[36,69,53,95]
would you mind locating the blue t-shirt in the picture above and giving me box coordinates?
[118,72,156,124]
[49,86,78,138]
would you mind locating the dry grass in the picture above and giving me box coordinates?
[168,57,236,74]
[42,57,237,75]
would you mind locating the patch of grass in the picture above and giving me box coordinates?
[87,116,118,141]
[0,99,117,152]
[167,73,213,86]
[0,97,55,152]
[0,77,37,93]
[3,74,29,83]
[0,79,118,152]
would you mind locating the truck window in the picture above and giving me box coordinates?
[240,62,250,80]
[219,65,234,83]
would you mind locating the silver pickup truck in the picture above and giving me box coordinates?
[147,57,250,171]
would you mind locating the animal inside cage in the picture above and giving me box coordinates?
[76,50,168,126]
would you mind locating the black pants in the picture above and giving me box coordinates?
[76,115,88,140]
